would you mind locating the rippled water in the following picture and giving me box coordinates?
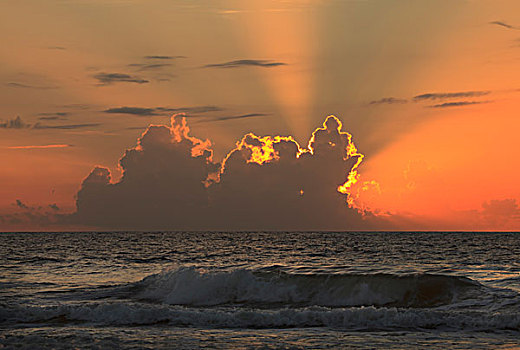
[1,232,519,349]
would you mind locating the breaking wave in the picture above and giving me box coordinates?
[2,267,519,332]
[126,266,483,308]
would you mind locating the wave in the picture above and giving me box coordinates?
[123,266,483,308]
[1,302,519,331]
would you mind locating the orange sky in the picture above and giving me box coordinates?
[1,0,519,231]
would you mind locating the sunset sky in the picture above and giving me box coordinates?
[1,0,519,231]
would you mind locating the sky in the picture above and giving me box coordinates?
[1,0,519,231]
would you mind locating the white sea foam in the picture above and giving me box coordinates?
[1,302,520,331]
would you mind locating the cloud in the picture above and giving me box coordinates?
[70,114,381,230]
[15,199,29,209]
[6,144,73,150]
[204,59,287,69]
[0,116,30,129]
[0,200,62,227]
[34,123,101,130]
[368,97,408,105]
[92,73,149,85]
[482,199,520,218]
[144,55,186,60]
[60,104,90,110]
[6,82,57,90]
[490,21,519,30]
[128,63,173,71]
[38,116,66,121]
[104,107,159,116]
[37,112,69,120]
[49,203,60,211]
[430,101,490,108]
[104,106,222,116]
[38,112,69,117]
[414,91,491,101]
[1,116,99,130]
[194,113,270,124]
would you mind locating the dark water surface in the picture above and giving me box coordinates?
[1,232,519,349]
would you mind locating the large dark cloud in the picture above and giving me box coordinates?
[204,59,287,69]
[71,115,379,230]
[92,73,149,85]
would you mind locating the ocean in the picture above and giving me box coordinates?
[1,232,519,349]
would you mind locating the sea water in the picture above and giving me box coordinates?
[1,232,519,349]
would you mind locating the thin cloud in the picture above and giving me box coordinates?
[430,101,490,108]
[6,82,57,90]
[490,21,519,30]
[369,97,408,105]
[195,113,270,124]
[92,73,149,85]
[47,46,67,50]
[204,59,287,69]
[38,116,67,121]
[105,107,159,116]
[1,116,100,130]
[414,91,491,101]
[104,106,222,116]
[37,112,69,120]
[7,144,73,150]
[161,106,222,114]
[60,104,90,110]
[144,55,186,60]
[34,123,101,130]
[38,112,69,117]
[128,63,173,71]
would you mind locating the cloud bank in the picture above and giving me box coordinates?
[71,115,378,230]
